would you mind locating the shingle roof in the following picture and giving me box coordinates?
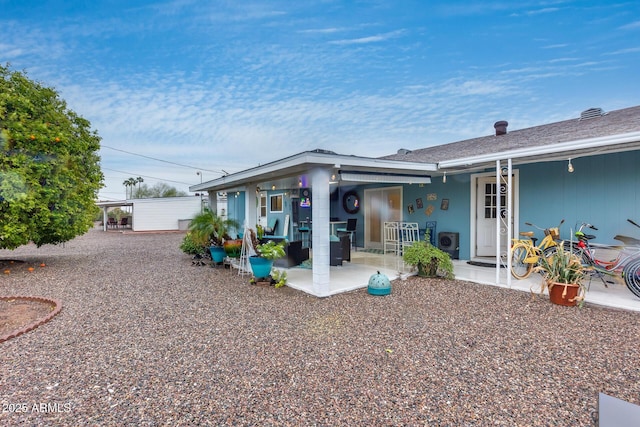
[381,105,640,163]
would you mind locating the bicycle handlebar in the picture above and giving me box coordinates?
[524,219,564,231]
[577,222,598,232]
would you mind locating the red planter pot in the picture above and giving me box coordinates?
[548,282,581,306]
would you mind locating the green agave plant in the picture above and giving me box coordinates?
[535,242,586,284]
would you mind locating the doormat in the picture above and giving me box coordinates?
[360,248,385,254]
[467,261,505,268]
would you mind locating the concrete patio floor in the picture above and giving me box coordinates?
[276,250,640,312]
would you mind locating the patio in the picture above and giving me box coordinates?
[274,250,640,312]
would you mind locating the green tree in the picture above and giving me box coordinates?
[133,182,187,198]
[0,64,103,249]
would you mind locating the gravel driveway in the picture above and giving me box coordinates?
[2,228,640,426]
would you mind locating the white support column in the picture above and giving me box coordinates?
[243,183,258,232]
[495,160,501,286]
[208,192,218,214]
[102,207,108,231]
[506,158,513,288]
[311,168,331,297]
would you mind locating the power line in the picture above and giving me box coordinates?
[101,167,195,186]
[101,145,227,175]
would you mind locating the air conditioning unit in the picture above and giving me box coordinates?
[438,232,459,259]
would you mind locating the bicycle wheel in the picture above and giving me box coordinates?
[623,258,640,299]
[511,244,533,279]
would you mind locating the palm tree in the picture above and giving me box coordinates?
[122,177,138,199]
[135,177,144,198]
[188,209,239,247]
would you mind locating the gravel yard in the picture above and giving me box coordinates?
[2,228,640,426]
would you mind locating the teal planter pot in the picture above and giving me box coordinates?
[209,246,226,263]
[249,256,273,279]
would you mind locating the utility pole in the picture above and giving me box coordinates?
[196,171,203,213]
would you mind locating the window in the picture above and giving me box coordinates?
[259,194,267,218]
[270,194,283,213]
[484,183,506,219]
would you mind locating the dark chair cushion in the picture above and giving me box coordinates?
[273,240,310,268]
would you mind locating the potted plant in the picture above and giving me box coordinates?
[187,209,239,264]
[534,242,587,306]
[249,238,286,279]
[402,239,454,279]
[180,231,209,265]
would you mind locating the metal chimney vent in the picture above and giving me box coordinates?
[397,148,412,155]
[580,107,606,120]
[494,121,508,136]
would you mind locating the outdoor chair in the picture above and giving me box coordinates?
[400,222,420,254]
[337,218,357,251]
[119,217,129,228]
[264,217,278,235]
[384,221,400,255]
[107,217,117,228]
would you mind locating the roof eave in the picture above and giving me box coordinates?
[190,151,437,192]
[438,131,640,169]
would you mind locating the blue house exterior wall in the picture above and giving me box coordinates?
[400,176,471,258]
[517,151,640,245]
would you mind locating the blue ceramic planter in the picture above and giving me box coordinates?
[209,246,226,263]
[367,271,391,295]
[249,256,273,278]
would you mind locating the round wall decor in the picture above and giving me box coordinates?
[342,190,360,214]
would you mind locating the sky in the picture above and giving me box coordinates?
[1,0,639,200]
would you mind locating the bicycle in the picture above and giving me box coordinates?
[510,220,564,279]
[570,219,640,298]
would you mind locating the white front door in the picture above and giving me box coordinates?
[257,191,267,227]
[364,186,402,249]
[475,175,517,257]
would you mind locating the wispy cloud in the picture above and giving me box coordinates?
[330,30,405,45]
[524,7,560,16]
[619,20,640,30]
[298,27,346,34]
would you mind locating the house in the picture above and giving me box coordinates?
[191,105,640,296]
[97,196,204,232]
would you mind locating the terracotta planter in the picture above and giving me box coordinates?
[548,282,581,306]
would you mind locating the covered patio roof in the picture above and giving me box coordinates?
[189,149,437,193]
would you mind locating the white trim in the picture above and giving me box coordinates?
[340,172,431,184]
[440,131,640,168]
[269,193,284,213]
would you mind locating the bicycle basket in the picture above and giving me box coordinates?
[545,227,560,240]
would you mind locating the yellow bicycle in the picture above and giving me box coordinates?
[511,220,564,279]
